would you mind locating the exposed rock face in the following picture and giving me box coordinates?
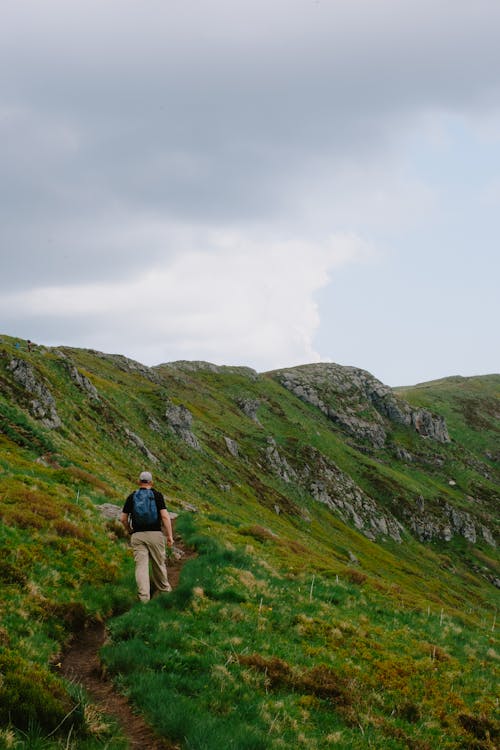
[68,365,100,400]
[124,428,159,464]
[409,410,449,442]
[262,434,496,547]
[265,437,297,483]
[7,358,62,429]
[402,500,496,547]
[237,398,262,424]
[273,364,450,447]
[299,447,403,542]
[164,402,201,450]
[85,350,162,384]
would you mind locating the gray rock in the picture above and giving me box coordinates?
[98,503,123,521]
[84,350,162,384]
[165,402,201,450]
[124,427,159,464]
[162,360,259,380]
[403,501,496,547]
[411,409,449,442]
[265,437,297,483]
[224,436,239,457]
[481,526,496,547]
[68,365,100,400]
[395,446,414,462]
[485,451,500,463]
[273,363,450,447]
[237,397,262,424]
[8,358,62,429]
[148,417,162,432]
[178,499,199,512]
[300,447,403,542]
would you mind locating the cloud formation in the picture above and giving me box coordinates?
[1,1,499,381]
[0,231,370,369]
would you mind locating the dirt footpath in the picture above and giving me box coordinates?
[59,545,191,749]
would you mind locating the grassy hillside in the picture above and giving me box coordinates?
[0,335,498,749]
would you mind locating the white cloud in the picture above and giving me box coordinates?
[1,230,371,369]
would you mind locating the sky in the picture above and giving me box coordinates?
[1,0,499,386]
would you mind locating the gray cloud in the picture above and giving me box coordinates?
[1,1,500,381]
[2,2,499,233]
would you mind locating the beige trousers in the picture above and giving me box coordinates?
[131,531,171,603]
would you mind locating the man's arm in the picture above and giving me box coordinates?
[121,512,130,534]
[160,508,174,546]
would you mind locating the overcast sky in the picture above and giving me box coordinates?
[1,0,499,385]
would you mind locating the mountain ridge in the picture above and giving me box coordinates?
[0,333,498,748]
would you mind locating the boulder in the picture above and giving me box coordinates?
[224,436,239,457]
[8,358,62,429]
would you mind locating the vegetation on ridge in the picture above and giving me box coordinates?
[0,334,498,748]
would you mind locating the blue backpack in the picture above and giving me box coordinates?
[132,488,159,528]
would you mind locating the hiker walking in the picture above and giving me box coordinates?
[121,471,174,602]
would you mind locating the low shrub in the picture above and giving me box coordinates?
[52,518,88,540]
[0,651,77,732]
[458,713,499,742]
[239,524,278,542]
[345,567,368,585]
[0,558,27,585]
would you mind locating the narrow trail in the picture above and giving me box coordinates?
[59,542,192,750]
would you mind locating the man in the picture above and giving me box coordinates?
[121,471,174,602]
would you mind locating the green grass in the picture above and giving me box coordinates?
[102,516,499,750]
[0,337,498,748]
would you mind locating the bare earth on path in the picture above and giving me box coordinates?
[59,543,193,749]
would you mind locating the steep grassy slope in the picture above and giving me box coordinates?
[396,375,500,460]
[0,335,498,749]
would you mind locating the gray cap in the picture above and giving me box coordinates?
[139,471,153,483]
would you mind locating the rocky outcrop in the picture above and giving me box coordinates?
[265,437,297,483]
[298,447,403,542]
[237,397,262,424]
[161,360,259,380]
[402,499,496,547]
[261,437,403,539]
[84,350,162,384]
[124,428,159,464]
[262,434,496,547]
[273,364,450,448]
[164,402,201,450]
[224,436,239,457]
[7,358,62,429]
[67,365,100,400]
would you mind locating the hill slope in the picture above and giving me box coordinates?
[0,335,498,749]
